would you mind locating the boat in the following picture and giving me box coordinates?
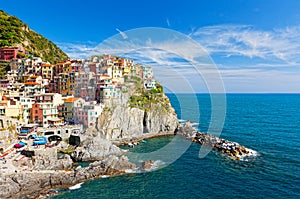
[33,136,47,146]
[14,141,26,148]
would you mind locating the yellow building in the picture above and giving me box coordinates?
[59,73,75,96]
[1,97,23,118]
[56,61,75,96]
[42,63,54,80]
[123,65,130,76]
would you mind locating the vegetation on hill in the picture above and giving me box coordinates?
[0,10,68,64]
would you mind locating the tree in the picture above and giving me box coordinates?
[7,125,16,140]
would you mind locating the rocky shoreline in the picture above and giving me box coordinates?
[0,121,257,198]
[0,84,257,198]
[176,121,257,160]
[0,154,136,199]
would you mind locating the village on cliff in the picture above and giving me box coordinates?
[0,47,157,171]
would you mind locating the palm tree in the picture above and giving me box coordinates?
[7,125,16,140]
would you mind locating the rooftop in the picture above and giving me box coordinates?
[64,97,79,103]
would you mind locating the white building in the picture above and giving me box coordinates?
[144,79,157,90]
[20,97,35,124]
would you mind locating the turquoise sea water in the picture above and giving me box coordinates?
[53,94,300,198]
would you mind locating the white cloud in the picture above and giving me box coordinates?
[55,25,300,92]
[191,25,300,65]
[56,41,96,59]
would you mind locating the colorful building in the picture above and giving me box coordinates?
[31,93,64,127]
[42,63,54,80]
[20,97,35,124]
[74,101,104,128]
[144,79,157,90]
[0,47,19,60]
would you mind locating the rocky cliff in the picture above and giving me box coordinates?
[0,155,136,199]
[96,82,179,142]
[71,128,124,162]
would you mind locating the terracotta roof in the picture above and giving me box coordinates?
[64,97,79,103]
[25,82,40,85]
[42,64,52,67]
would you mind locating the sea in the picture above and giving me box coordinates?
[53,94,300,198]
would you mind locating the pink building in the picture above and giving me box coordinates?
[0,47,19,60]
[0,79,10,88]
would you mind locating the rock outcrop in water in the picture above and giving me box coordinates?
[96,82,179,142]
[176,122,257,160]
[193,132,257,160]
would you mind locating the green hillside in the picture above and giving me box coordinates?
[0,10,68,64]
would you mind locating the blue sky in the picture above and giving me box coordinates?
[1,0,300,93]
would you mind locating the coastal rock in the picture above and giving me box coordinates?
[96,92,179,141]
[0,154,136,199]
[71,135,123,162]
[193,132,257,160]
[175,121,197,139]
[100,155,136,172]
[141,160,155,171]
[0,174,20,199]
[32,148,73,170]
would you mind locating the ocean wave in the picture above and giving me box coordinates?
[143,160,166,172]
[178,119,186,123]
[125,168,141,174]
[151,160,165,170]
[191,122,199,126]
[69,182,83,190]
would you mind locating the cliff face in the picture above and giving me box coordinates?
[71,129,124,162]
[96,85,179,141]
[0,155,136,198]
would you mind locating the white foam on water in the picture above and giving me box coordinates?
[146,160,166,172]
[191,122,199,126]
[237,148,259,161]
[125,168,141,174]
[69,182,83,190]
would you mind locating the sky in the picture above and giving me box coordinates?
[1,0,300,93]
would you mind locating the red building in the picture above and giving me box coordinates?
[0,47,19,60]
[89,63,97,73]
[31,103,43,124]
